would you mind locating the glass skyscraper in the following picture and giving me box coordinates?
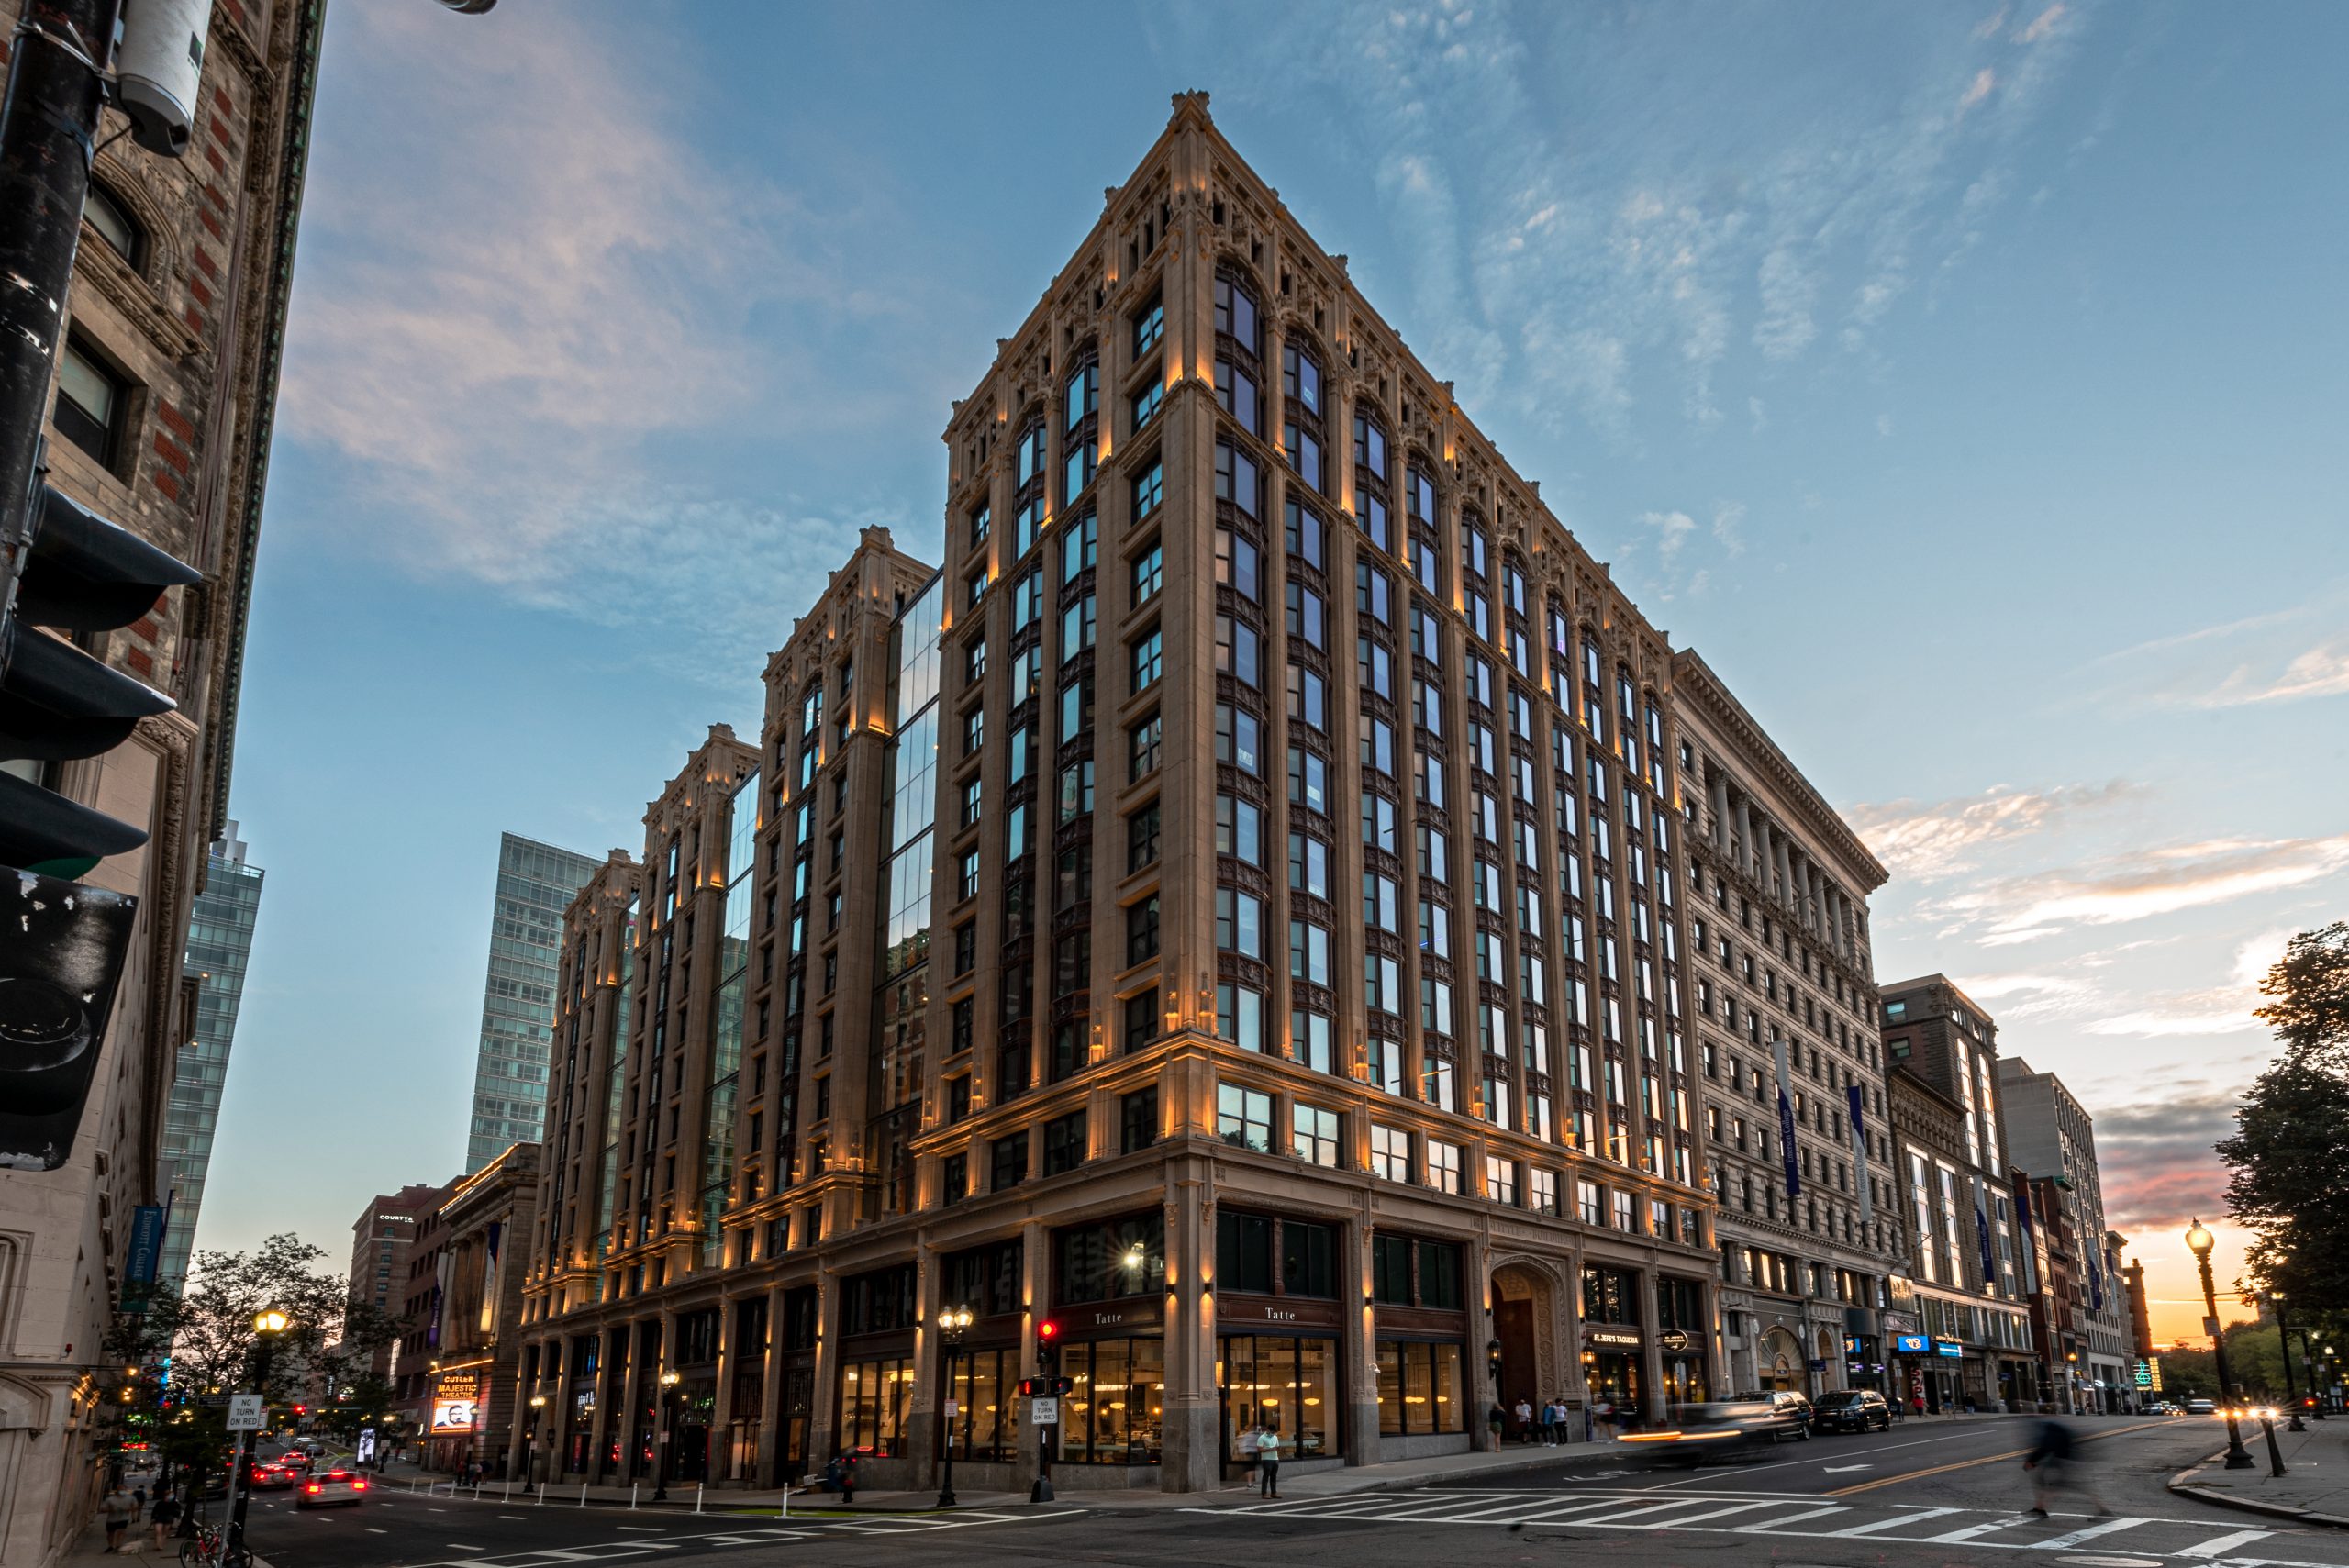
[162,822,266,1288]
[466,833,600,1171]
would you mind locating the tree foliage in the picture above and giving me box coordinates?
[2219,922,2349,1325]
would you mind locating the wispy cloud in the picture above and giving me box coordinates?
[2091,1082,2239,1233]
[280,5,941,673]
[1847,781,2139,878]
[1234,1,2099,440]
[2184,639,2349,708]
[1925,834,2349,944]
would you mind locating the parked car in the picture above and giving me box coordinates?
[1620,1400,1788,1465]
[2186,1397,2216,1415]
[1811,1388,1892,1433]
[295,1470,370,1509]
[1730,1389,1815,1440]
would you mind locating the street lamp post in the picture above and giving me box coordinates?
[1486,1338,1504,1443]
[528,1394,548,1481]
[651,1371,681,1502]
[2185,1221,2255,1470]
[227,1308,289,1565]
[935,1306,973,1508]
[2269,1294,2306,1431]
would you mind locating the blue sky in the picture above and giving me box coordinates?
[195,1,2347,1337]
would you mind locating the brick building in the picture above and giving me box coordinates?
[1999,1056,2133,1411]
[0,3,321,1560]
[511,94,1886,1495]
[348,1183,444,1377]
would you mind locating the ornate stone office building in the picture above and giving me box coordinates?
[510,95,1877,1494]
[1673,655,1902,1400]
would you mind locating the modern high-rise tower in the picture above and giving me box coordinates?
[160,822,267,1286]
[465,833,599,1171]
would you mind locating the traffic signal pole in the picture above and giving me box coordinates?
[0,0,119,624]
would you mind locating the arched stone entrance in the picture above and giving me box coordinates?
[1758,1326,1804,1391]
[1491,1260,1567,1423]
[1815,1327,1842,1392]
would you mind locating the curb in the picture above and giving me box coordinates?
[2167,1457,2349,1530]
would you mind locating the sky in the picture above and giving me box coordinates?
[193,0,2348,1350]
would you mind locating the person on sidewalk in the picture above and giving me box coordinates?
[1487,1403,1507,1446]
[2022,1418,2109,1518]
[149,1489,181,1551]
[1514,1398,1534,1443]
[1255,1419,1283,1499]
[1238,1419,1260,1486]
[1594,1398,1617,1440]
[100,1482,137,1553]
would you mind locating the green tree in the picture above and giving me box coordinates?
[2218,924,2349,1318]
[106,1235,402,1519]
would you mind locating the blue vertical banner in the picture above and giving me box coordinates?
[2009,1172,2041,1295]
[127,1206,166,1284]
[2087,1251,2105,1312]
[1771,1035,1801,1199]
[1975,1202,1998,1288]
[1845,1084,1873,1224]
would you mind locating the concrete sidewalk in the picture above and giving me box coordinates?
[53,1516,277,1568]
[2170,1418,2349,1528]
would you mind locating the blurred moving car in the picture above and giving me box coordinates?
[1729,1389,1815,1440]
[2185,1397,2216,1415]
[246,1461,298,1491]
[1812,1388,1893,1433]
[295,1470,369,1509]
[1621,1400,1796,1465]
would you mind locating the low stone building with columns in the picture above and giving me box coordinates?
[504,95,1890,1495]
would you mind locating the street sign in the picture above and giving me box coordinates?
[226,1394,264,1432]
[1029,1396,1059,1428]
[194,1393,231,1407]
[941,1399,959,1419]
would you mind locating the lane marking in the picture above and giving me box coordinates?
[2179,1531,2274,1559]
[2035,1519,2158,1551]
[1641,1425,2032,1490]
[1732,1505,1850,1531]
[1825,1507,1965,1536]
[1832,1421,2174,1496]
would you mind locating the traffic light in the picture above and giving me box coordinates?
[0,481,187,1171]
[1034,1318,1061,1381]
[1,482,198,874]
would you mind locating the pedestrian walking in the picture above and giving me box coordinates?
[1595,1398,1617,1440]
[1238,1418,1261,1483]
[1513,1398,1534,1443]
[148,1488,181,1551]
[2022,1418,2108,1518]
[100,1482,136,1553]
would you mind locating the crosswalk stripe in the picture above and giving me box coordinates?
[1823,1507,1965,1537]
[2032,1517,2153,1550]
[1572,1499,1753,1527]
[1624,1501,1784,1527]
[1412,1496,1608,1523]
[1922,1512,2037,1542]
[1731,1505,1850,1531]
[2177,1530,2274,1559]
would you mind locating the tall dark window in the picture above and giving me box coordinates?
[53,336,125,467]
[1119,1084,1159,1151]
[1042,1109,1087,1175]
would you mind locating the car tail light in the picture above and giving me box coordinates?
[352,1481,368,1491]
[305,1484,320,1493]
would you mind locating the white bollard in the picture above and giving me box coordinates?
[630,1482,638,1510]
[696,1483,704,1514]
[537,1482,545,1507]
[579,1483,587,1508]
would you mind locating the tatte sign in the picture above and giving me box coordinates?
[1029,1396,1060,1428]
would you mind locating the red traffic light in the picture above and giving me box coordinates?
[1037,1319,1060,1342]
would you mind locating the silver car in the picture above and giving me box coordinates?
[295,1469,370,1509]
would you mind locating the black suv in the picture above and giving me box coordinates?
[1812,1387,1892,1433]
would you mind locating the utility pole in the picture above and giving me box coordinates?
[0,0,117,618]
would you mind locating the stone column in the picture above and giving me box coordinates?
[709,1296,738,1484]
[1734,794,1753,881]
[756,1279,788,1486]
[614,1317,647,1482]
[1638,1264,1668,1426]
[807,1269,841,1468]
[1163,1158,1220,1492]
[1344,1207,1379,1464]
[1754,817,1774,898]
[907,1241,941,1489]
[1468,1232,1498,1450]
[1708,768,1730,851]
[1774,833,1795,916]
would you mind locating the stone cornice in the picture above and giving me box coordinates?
[1672,649,1888,892]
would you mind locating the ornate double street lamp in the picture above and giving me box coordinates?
[2185,1221,2255,1470]
[936,1305,974,1507]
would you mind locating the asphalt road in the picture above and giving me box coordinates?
[242,1416,2349,1568]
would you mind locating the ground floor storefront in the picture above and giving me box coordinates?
[509,1151,1721,1492]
